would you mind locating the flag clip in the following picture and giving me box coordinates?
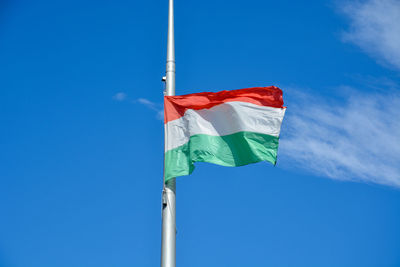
[162,190,168,206]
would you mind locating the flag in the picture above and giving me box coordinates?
[164,86,286,181]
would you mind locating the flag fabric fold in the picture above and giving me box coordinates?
[164,86,286,181]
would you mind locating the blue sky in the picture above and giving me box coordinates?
[1,0,400,266]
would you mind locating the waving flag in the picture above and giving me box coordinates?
[164,86,286,181]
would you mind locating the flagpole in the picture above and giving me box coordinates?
[161,0,176,266]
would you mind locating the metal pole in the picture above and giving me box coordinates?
[161,0,176,266]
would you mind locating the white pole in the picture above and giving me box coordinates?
[161,0,176,266]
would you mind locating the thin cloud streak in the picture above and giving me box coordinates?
[112,94,163,120]
[340,0,400,70]
[113,92,127,101]
[279,89,400,187]
[137,98,163,121]
[138,98,158,111]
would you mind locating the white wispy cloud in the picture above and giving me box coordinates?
[137,98,163,121]
[138,98,158,110]
[340,0,400,70]
[279,88,400,187]
[113,92,127,101]
[113,94,163,120]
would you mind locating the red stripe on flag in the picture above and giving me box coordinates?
[164,86,284,123]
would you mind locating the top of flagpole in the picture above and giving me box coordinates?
[165,0,175,97]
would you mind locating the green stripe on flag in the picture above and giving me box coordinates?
[164,131,279,181]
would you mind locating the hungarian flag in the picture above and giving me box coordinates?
[164,86,286,181]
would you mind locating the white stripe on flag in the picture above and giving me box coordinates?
[165,101,286,152]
